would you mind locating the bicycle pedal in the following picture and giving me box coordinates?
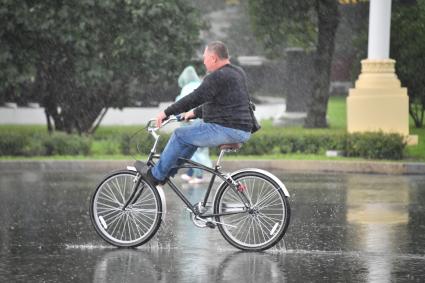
[205,221,216,229]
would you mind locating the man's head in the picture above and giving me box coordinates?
[203,41,230,72]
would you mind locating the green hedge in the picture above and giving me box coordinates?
[234,131,406,160]
[345,132,406,160]
[0,128,407,160]
[0,132,91,156]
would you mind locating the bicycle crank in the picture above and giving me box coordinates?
[192,214,237,229]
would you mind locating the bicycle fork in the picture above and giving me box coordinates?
[122,173,145,210]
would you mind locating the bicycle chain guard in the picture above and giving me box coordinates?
[189,202,212,228]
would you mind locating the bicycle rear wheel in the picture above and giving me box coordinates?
[214,171,290,251]
[90,170,162,247]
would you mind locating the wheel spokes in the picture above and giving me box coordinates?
[93,174,160,244]
[219,176,286,247]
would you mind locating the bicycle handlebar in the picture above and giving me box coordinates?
[146,115,184,131]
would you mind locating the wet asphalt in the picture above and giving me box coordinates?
[1,167,425,282]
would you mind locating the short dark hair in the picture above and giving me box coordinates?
[207,41,229,59]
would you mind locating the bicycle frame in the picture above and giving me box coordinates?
[137,117,252,219]
[154,156,250,219]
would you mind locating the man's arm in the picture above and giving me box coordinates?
[193,105,203,118]
[164,73,218,116]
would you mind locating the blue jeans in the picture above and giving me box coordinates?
[151,121,251,181]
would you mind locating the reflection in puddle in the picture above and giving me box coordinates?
[346,175,410,283]
[91,248,286,283]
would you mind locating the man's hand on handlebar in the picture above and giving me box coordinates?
[182,110,195,121]
[155,111,168,128]
[155,110,195,128]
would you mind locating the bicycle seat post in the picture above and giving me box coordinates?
[216,149,226,168]
[216,143,242,169]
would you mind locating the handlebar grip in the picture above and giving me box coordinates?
[175,114,184,121]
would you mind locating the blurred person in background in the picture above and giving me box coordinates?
[175,66,212,184]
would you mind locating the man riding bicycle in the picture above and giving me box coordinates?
[147,41,255,185]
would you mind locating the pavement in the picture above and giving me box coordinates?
[0,97,286,126]
[1,167,425,282]
[1,159,425,175]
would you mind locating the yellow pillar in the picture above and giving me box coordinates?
[347,59,418,145]
[347,0,418,145]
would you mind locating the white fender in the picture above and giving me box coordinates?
[214,168,290,198]
[127,166,137,171]
[155,185,167,218]
[126,166,167,219]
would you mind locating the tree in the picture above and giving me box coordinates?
[391,0,425,128]
[0,0,203,134]
[248,0,339,128]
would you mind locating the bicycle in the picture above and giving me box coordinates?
[90,116,291,251]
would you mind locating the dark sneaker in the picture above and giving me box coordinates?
[146,168,162,186]
[133,161,163,186]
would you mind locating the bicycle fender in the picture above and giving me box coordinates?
[126,166,167,219]
[214,168,290,198]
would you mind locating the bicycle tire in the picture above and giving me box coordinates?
[90,170,162,247]
[213,170,290,251]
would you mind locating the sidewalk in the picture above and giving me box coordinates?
[1,159,424,175]
[0,97,285,126]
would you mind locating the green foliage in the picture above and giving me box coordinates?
[405,128,425,160]
[391,1,425,128]
[119,131,170,156]
[43,133,91,155]
[0,131,91,156]
[345,132,406,160]
[247,0,316,57]
[247,0,339,128]
[327,96,347,129]
[91,126,170,156]
[236,132,346,155]
[0,0,203,133]
[209,129,404,160]
[0,133,29,156]
[243,131,405,160]
[91,140,121,156]
[0,125,409,160]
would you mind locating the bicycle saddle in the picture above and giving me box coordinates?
[219,143,242,150]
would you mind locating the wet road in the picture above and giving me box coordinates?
[1,167,425,282]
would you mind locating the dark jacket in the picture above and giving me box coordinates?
[164,64,253,132]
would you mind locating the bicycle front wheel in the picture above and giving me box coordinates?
[214,171,290,251]
[90,170,162,247]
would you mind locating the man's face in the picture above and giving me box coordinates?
[203,47,216,72]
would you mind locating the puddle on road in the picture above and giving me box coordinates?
[1,170,425,282]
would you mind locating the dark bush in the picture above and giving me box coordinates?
[120,131,170,156]
[234,131,405,160]
[0,133,29,155]
[0,132,92,156]
[345,132,406,160]
[23,134,46,156]
[43,133,91,155]
[0,127,406,160]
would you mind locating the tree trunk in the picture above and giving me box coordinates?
[45,109,53,134]
[304,0,339,128]
[89,107,109,135]
[43,92,64,132]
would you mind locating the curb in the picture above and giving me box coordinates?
[220,160,425,175]
[1,159,425,175]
